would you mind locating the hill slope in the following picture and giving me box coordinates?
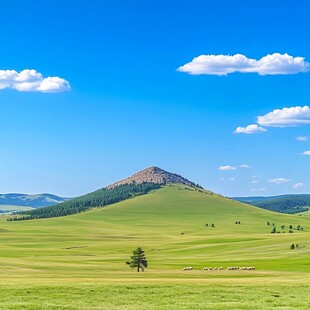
[1,184,310,278]
[15,182,161,220]
[16,166,200,220]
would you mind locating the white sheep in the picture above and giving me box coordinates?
[182,267,193,271]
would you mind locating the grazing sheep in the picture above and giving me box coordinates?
[228,266,256,271]
[183,267,193,271]
[205,266,255,272]
[227,266,240,271]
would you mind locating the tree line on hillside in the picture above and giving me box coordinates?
[253,195,310,214]
[7,182,161,221]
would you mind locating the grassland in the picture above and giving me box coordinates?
[0,205,34,213]
[0,184,309,309]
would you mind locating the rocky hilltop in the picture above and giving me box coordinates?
[108,166,200,188]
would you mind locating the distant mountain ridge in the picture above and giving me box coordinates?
[232,194,310,214]
[0,193,69,208]
[232,195,296,203]
[108,166,201,188]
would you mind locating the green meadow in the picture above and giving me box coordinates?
[0,205,34,212]
[0,185,310,309]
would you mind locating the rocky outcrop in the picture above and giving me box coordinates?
[108,166,199,188]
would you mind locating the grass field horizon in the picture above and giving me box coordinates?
[1,184,310,309]
[0,205,34,212]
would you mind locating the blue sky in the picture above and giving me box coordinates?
[1,0,310,197]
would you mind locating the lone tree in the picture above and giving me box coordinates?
[128,247,148,272]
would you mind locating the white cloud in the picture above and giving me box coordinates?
[302,150,310,155]
[257,106,310,127]
[251,188,266,192]
[234,124,267,134]
[0,69,70,92]
[268,178,291,184]
[251,180,259,184]
[218,165,237,171]
[177,53,309,76]
[293,182,304,189]
[218,164,251,171]
[235,106,310,136]
[229,177,235,181]
[239,164,251,169]
[219,177,225,181]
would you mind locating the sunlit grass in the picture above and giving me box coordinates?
[0,185,309,308]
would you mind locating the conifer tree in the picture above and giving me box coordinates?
[128,247,148,272]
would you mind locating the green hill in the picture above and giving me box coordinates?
[1,183,310,309]
[14,182,161,220]
[234,195,310,214]
[1,184,309,274]
[13,166,199,220]
[254,195,310,214]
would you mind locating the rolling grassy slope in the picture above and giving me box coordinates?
[1,184,310,309]
[17,182,161,219]
[0,184,309,277]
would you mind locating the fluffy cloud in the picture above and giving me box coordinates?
[218,165,237,171]
[236,106,310,135]
[0,69,70,92]
[177,53,309,76]
[302,150,310,155]
[293,182,304,189]
[257,106,310,127]
[268,178,290,184]
[234,124,267,134]
[251,180,259,184]
[218,164,251,171]
[239,164,251,169]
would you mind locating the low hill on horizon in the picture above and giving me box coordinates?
[0,193,70,208]
[233,194,310,214]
